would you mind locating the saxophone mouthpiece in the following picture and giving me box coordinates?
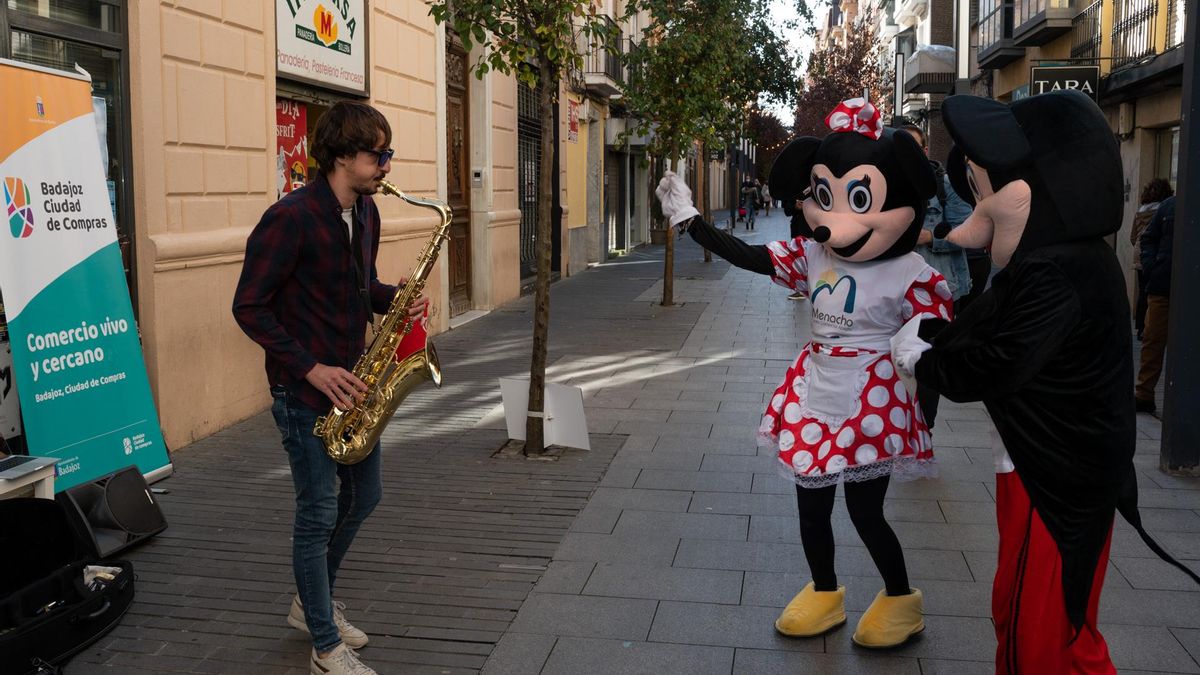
[378,179,402,197]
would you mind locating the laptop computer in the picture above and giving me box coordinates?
[0,447,57,481]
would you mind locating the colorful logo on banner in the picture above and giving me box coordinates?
[5,177,35,239]
[0,59,170,491]
[287,2,356,55]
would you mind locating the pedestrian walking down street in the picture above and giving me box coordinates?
[739,179,759,229]
[1130,179,1172,342]
[1135,194,1175,414]
[656,98,948,650]
[233,101,429,675]
[760,181,772,216]
[898,125,973,430]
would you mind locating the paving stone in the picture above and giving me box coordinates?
[648,600,824,652]
[479,633,557,675]
[823,612,994,662]
[1172,627,1200,667]
[699,454,779,474]
[586,487,694,513]
[508,593,658,641]
[582,563,743,604]
[531,561,595,595]
[634,469,754,493]
[555,532,680,566]
[541,637,733,675]
[1111,555,1200,591]
[688,491,796,516]
[600,467,643,488]
[915,658,996,674]
[1103,624,1200,673]
[731,648,921,675]
[611,451,704,471]
[568,504,622,534]
[612,510,750,541]
[674,539,974,581]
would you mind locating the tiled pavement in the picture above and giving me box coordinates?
[70,210,1199,674]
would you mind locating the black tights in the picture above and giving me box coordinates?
[796,475,911,596]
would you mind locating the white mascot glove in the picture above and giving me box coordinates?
[655,171,701,228]
[889,318,932,395]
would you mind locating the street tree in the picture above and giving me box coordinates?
[621,0,797,306]
[793,11,893,138]
[427,1,613,456]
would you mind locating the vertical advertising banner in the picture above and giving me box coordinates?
[276,98,309,199]
[0,59,170,491]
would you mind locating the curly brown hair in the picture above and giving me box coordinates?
[1140,178,1173,205]
[310,101,392,176]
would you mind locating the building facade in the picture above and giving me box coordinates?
[973,0,1186,298]
[0,1,539,450]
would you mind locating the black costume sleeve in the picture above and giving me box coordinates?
[915,258,1081,401]
[681,216,774,276]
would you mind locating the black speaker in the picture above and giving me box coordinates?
[56,466,167,558]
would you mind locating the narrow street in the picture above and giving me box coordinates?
[71,211,1200,674]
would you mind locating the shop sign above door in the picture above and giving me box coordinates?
[277,0,368,95]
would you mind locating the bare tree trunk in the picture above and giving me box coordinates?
[700,142,712,263]
[525,61,556,456]
[661,150,677,307]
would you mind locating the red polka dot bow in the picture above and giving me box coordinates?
[824,98,884,140]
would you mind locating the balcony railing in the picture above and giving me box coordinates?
[1070,0,1102,60]
[1111,0,1158,68]
[978,0,1024,67]
[1013,0,1074,45]
[580,16,624,95]
[1166,0,1185,49]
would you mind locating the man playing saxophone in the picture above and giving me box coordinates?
[233,101,427,675]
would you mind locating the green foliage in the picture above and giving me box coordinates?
[618,0,800,162]
[428,0,614,92]
[792,11,894,138]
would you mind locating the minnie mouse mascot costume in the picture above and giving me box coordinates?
[657,98,949,648]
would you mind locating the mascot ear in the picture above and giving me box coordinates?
[946,145,974,208]
[942,95,1032,170]
[769,137,820,216]
[891,129,937,200]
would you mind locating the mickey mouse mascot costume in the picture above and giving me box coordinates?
[892,90,1200,673]
[658,98,948,648]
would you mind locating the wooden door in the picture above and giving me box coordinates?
[446,36,471,317]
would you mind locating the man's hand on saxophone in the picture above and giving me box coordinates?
[401,277,430,322]
[305,364,369,411]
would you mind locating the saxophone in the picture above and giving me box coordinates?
[315,180,452,464]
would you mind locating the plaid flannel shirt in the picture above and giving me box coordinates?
[232,173,396,412]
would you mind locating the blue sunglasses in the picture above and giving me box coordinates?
[362,147,395,167]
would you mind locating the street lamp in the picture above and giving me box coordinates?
[893,52,905,126]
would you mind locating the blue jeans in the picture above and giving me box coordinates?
[271,386,382,652]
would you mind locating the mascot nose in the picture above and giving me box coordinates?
[812,226,831,243]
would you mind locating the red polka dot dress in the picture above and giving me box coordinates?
[760,237,953,488]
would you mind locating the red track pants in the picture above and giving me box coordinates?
[993,472,1116,675]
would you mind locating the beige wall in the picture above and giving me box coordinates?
[129,1,519,450]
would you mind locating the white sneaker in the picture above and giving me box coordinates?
[310,643,376,675]
[289,596,370,649]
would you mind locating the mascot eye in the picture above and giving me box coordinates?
[847,176,872,213]
[813,178,834,211]
[966,166,981,200]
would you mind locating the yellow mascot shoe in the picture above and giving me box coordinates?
[774,581,847,637]
[852,588,924,648]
